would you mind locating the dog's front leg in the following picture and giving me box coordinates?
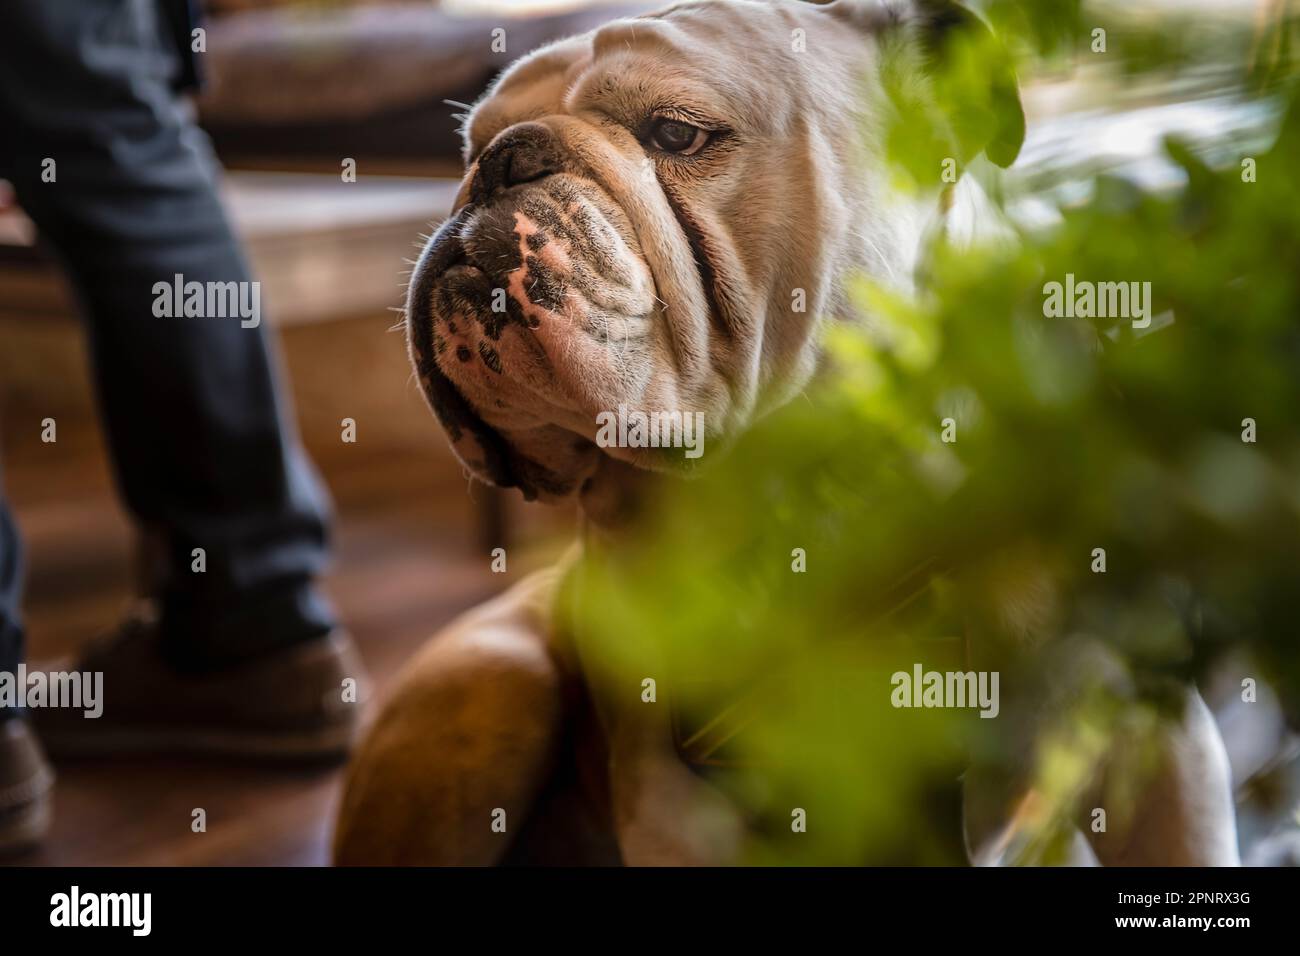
[1086,687,1240,866]
[602,713,747,866]
[570,614,745,865]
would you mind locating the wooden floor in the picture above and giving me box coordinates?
[0,313,572,867]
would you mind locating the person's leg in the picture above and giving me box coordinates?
[0,0,336,670]
[0,467,52,856]
[0,484,24,710]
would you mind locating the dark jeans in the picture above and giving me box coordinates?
[0,0,336,693]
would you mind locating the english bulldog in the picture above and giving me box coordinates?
[333,0,1239,865]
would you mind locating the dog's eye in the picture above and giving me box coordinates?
[648,118,709,156]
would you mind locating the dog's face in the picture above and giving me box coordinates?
[406,0,1021,503]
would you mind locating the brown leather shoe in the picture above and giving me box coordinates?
[0,720,55,855]
[33,610,370,761]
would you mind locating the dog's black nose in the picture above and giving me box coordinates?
[471,123,563,202]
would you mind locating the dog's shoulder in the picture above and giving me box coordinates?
[384,545,582,710]
[334,554,582,864]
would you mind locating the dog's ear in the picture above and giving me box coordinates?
[827,0,1025,169]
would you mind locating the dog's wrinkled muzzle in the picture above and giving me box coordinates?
[405,124,658,501]
[406,206,535,495]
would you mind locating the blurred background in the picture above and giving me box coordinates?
[0,0,1296,865]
